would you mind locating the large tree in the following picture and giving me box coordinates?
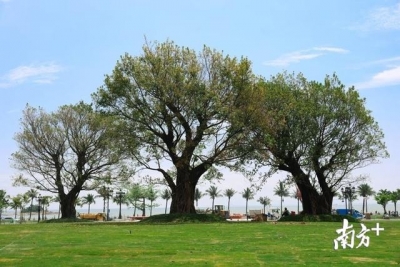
[12,102,124,218]
[93,40,260,213]
[252,72,388,215]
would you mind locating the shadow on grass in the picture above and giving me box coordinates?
[278,214,359,222]
[139,213,227,224]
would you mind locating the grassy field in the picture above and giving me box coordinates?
[0,219,399,266]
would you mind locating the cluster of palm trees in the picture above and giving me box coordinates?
[193,182,400,217]
[337,184,400,215]
[1,182,399,221]
[195,185,268,217]
[373,188,400,215]
[0,189,54,221]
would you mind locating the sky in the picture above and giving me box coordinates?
[1,0,399,212]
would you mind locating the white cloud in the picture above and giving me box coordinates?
[355,66,400,89]
[264,47,348,67]
[313,47,349,54]
[369,56,400,66]
[0,62,62,88]
[354,3,400,31]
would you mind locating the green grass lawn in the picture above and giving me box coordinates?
[0,219,399,266]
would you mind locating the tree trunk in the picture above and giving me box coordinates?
[142,198,146,216]
[29,199,33,220]
[362,198,365,214]
[169,170,197,214]
[286,164,333,215]
[60,193,78,218]
[296,181,333,215]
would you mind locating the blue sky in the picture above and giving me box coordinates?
[1,0,399,210]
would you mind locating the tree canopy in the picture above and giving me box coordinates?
[11,102,125,218]
[252,72,389,214]
[93,40,261,213]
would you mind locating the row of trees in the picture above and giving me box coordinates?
[2,183,399,220]
[10,40,389,218]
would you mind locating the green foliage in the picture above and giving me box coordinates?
[258,196,271,213]
[82,194,96,213]
[375,189,392,213]
[252,72,388,214]
[273,181,290,198]
[206,185,222,211]
[93,39,261,213]
[224,188,236,211]
[0,190,9,212]
[11,103,126,218]
[194,188,203,207]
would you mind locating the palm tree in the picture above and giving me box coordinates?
[20,193,30,220]
[357,183,375,214]
[160,189,171,214]
[206,186,221,212]
[25,189,38,221]
[96,186,109,213]
[242,187,254,220]
[389,189,400,214]
[74,197,83,209]
[147,187,158,216]
[291,187,302,214]
[258,196,271,214]
[10,195,23,219]
[223,189,236,212]
[41,196,52,220]
[194,188,203,207]
[82,194,96,213]
[274,181,289,216]
[126,184,146,217]
[0,190,9,222]
[53,195,61,219]
[113,191,128,219]
[375,189,391,214]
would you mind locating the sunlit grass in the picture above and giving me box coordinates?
[0,219,399,266]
